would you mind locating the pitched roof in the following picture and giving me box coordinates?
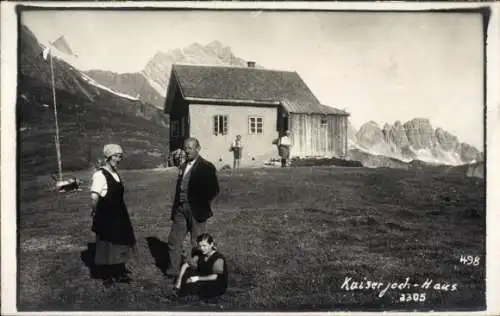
[170,64,349,115]
[318,104,350,116]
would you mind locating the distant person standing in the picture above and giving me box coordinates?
[90,144,136,287]
[165,137,220,279]
[230,135,243,169]
[278,130,292,168]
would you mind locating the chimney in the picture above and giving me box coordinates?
[247,61,256,68]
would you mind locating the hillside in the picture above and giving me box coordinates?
[18,167,485,310]
[346,148,410,170]
[84,70,165,108]
[345,148,484,179]
[18,24,170,178]
[448,161,485,179]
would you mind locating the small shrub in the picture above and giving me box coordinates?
[290,157,363,167]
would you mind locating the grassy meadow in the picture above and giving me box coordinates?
[17,166,485,311]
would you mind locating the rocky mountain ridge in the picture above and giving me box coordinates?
[84,40,253,108]
[350,118,482,166]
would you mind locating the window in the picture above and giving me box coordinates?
[249,116,264,134]
[213,115,228,135]
[320,117,328,126]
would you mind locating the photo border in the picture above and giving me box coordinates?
[2,1,499,315]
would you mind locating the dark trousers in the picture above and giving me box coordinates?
[166,203,206,276]
[278,145,290,168]
[94,263,128,279]
[233,158,240,169]
[281,158,287,168]
[178,267,202,296]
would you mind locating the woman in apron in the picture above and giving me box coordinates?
[90,144,136,287]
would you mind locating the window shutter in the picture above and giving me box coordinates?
[223,115,228,135]
[213,115,218,135]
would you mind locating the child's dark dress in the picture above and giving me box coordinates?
[179,251,228,299]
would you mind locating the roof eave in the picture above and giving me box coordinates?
[164,68,184,114]
[288,111,350,116]
[184,96,281,107]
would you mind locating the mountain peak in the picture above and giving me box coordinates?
[356,121,384,149]
[365,120,380,127]
[405,117,431,126]
[142,40,247,97]
[205,40,233,57]
[151,50,168,60]
[206,40,224,49]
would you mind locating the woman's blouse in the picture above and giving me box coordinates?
[91,167,121,197]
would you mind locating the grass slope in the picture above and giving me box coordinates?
[18,24,170,179]
[18,166,485,311]
[84,70,164,109]
[18,75,170,179]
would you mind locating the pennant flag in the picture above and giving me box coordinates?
[50,35,77,57]
[42,46,50,60]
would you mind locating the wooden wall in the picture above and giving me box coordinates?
[288,113,347,158]
[168,84,190,152]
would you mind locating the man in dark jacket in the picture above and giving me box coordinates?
[165,137,220,278]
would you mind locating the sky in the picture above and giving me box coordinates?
[22,10,485,149]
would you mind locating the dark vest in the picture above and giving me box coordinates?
[172,156,219,223]
[179,162,194,203]
[92,168,136,246]
[197,251,228,295]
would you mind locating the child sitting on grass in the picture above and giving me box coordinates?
[173,233,228,300]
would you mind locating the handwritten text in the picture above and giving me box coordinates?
[340,276,458,299]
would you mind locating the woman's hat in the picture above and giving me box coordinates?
[103,144,123,158]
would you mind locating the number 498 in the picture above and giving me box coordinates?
[460,255,480,266]
[399,293,426,302]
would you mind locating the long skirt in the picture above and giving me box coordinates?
[95,235,134,265]
[278,145,290,159]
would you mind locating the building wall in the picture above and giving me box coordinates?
[289,113,348,158]
[189,103,279,168]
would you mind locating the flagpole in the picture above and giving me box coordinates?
[49,49,63,182]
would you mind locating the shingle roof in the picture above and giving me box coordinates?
[170,64,349,116]
[318,104,350,116]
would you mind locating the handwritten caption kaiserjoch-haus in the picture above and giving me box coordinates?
[340,276,458,301]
